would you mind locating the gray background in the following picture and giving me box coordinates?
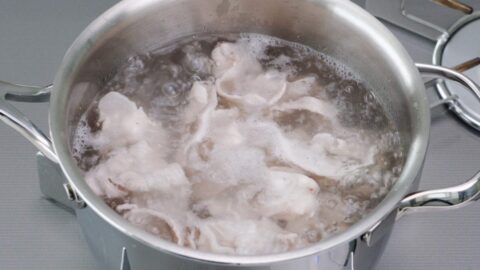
[0,0,478,269]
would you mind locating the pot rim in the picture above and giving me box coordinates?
[49,0,431,265]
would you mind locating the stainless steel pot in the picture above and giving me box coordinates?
[1,0,479,269]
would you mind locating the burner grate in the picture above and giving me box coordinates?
[366,0,480,131]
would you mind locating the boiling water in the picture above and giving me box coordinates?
[72,33,403,255]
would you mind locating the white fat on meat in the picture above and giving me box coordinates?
[212,42,287,108]
[253,169,320,219]
[195,219,298,255]
[91,92,165,151]
[85,92,191,199]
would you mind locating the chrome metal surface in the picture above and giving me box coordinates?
[73,192,376,270]
[49,0,429,267]
[424,57,480,88]
[361,211,397,248]
[0,82,57,162]
[64,183,76,202]
[63,182,87,209]
[37,152,76,210]
[346,252,355,270]
[429,95,458,109]
[398,171,480,217]
[0,80,51,102]
[433,12,480,131]
[120,248,131,270]
[416,63,480,100]
[348,253,355,270]
[396,63,480,218]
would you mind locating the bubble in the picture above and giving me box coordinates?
[345,85,353,94]
[392,166,402,175]
[162,82,180,97]
[326,199,338,209]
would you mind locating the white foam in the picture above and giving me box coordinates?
[75,34,401,255]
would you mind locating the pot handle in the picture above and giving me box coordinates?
[397,63,480,218]
[0,80,57,162]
